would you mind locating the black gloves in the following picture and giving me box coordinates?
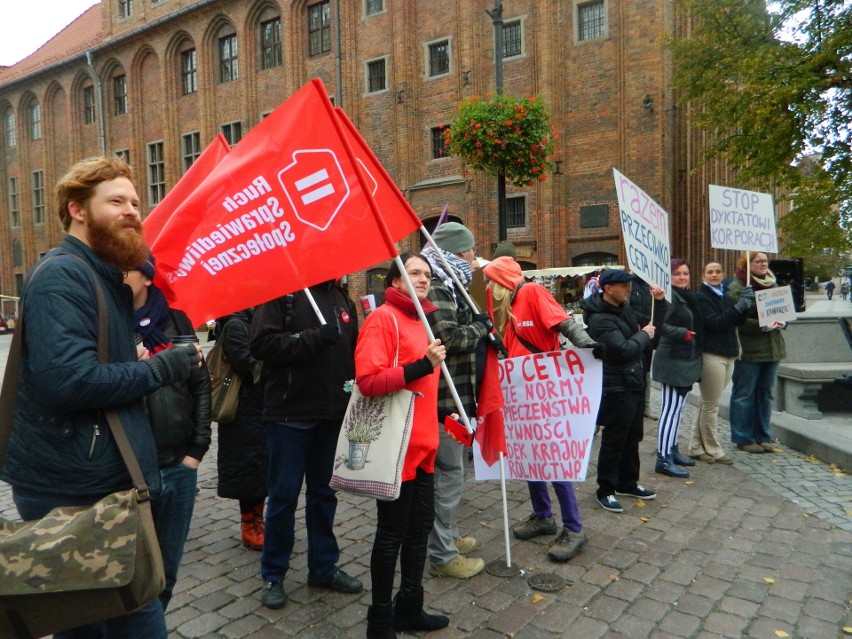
[471,312,494,333]
[489,332,509,358]
[591,342,607,360]
[145,344,200,386]
[735,285,755,312]
[319,323,340,345]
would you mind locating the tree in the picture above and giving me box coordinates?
[445,94,557,188]
[669,0,852,265]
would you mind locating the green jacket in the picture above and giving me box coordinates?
[726,278,786,362]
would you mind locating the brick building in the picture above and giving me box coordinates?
[0,0,737,313]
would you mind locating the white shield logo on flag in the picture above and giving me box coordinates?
[278,149,350,231]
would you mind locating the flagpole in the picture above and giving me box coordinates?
[303,287,327,325]
[498,452,512,568]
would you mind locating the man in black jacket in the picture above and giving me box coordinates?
[1,156,201,638]
[250,281,362,609]
[583,270,666,514]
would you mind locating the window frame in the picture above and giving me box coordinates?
[219,33,239,83]
[506,194,527,229]
[181,48,198,95]
[83,85,96,124]
[115,149,130,164]
[182,131,201,172]
[4,111,16,148]
[575,0,608,43]
[364,0,384,16]
[260,17,283,70]
[32,170,45,225]
[220,121,243,146]
[118,0,133,19]
[29,103,41,140]
[365,57,388,94]
[429,125,449,160]
[8,176,20,227]
[147,141,165,206]
[113,75,128,116]
[502,18,525,59]
[425,38,451,78]
[308,1,331,56]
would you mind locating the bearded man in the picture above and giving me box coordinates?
[0,156,201,639]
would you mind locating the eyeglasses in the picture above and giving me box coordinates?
[751,259,769,265]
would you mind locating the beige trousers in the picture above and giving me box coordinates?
[689,352,735,458]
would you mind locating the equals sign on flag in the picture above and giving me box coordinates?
[278,149,351,231]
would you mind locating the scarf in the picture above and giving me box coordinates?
[134,285,172,353]
[735,267,777,291]
[422,245,473,304]
[383,287,438,318]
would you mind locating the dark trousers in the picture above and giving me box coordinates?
[371,468,434,604]
[261,420,341,583]
[596,389,645,499]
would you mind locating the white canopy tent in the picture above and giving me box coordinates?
[522,265,624,279]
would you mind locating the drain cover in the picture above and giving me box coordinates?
[485,559,522,578]
[528,572,567,592]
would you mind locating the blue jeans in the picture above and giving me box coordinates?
[151,463,198,611]
[12,490,167,639]
[261,420,341,583]
[730,360,780,445]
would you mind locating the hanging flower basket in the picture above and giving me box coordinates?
[444,94,558,188]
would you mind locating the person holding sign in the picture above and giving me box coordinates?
[482,256,600,562]
[583,269,667,514]
[727,252,786,454]
[355,253,449,639]
[689,262,754,464]
[651,259,703,479]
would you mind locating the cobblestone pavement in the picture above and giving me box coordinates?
[1,374,849,639]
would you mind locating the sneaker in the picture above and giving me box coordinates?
[615,485,657,500]
[307,569,363,593]
[260,580,286,609]
[454,536,478,555]
[547,529,588,562]
[737,443,764,454]
[429,555,485,579]
[715,455,734,465]
[596,494,624,513]
[512,514,557,540]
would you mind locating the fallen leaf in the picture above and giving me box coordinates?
[636,500,647,508]
[609,574,620,582]
[803,512,812,517]
[531,594,544,604]
[639,516,651,523]
[763,577,775,584]
[774,631,789,637]
[841,626,852,634]
[685,480,694,485]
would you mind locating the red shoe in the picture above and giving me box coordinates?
[241,512,263,550]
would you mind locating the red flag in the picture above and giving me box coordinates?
[148,79,420,325]
[475,289,507,466]
[142,134,231,245]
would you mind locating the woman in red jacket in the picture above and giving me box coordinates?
[355,253,448,639]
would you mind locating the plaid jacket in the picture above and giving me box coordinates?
[426,277,488,419]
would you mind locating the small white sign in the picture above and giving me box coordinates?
[755,285,797,327]
[708,185,777,253]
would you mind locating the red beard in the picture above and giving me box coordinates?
[86,212,148,271]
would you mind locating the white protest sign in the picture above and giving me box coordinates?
[755,285,797,327]
[708,185,777,253]
[613,168,672,300]
[473,348,602,482]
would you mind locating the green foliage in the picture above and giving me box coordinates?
[669,0,852,259]
[445,94,557,188]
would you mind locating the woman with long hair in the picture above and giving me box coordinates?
[727,252,786,453]
[356,253,449,639]
[651,258,703,478]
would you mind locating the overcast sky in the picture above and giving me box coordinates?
[0,0,100,67]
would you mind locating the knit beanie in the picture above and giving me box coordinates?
[483,256,524,291]
[431,222,474,254]
[492,240,517,259]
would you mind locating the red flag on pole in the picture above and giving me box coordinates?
[142,134,231,245]
[147,79,420,325]
[475,289,507,466]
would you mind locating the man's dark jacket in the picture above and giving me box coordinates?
[1,236,163,497]
[583,293,667,392]
[250,282,358,422]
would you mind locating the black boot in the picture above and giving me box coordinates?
[656,453,690,478]
[393,588,449,632]
[367,603,397,639]
[671,445,696,467]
